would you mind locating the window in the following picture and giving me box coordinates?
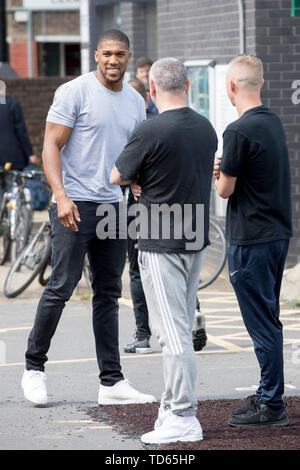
[292,0,300,16]
[38,42,81,77]
[185,60,215,122]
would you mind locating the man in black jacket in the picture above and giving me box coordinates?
[0,95,36,170]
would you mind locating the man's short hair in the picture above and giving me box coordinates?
[228,54,264,90]
[149,58,187,94]
[128,79,147,101]
[135,57,153,73]
[97,29,130,49]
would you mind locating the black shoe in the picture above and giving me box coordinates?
[192,309,207,351]
[123,338,152,354]
[231,394,259,416]
[228,401,290,427]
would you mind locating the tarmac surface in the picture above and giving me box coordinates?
[0,210,299,451]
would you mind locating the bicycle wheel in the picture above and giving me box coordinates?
[198,218,227,290]
[4,223,51,298]
[0,208,10,265]
[10,204,32,264]
[38,255,52,286]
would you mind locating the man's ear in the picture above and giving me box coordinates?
[230,79,236,93]
[94,50,99,64]
[185,78,191,95]
[149,79,156,99]
[260,79,264,89]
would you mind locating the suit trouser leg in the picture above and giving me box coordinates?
[139,250,205,416]
[228,240,289,408]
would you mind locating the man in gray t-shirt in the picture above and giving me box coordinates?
[22,30,155,407]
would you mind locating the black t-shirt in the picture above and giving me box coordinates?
[115,107,218,253]
[219,105,293,245]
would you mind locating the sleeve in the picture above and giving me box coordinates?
[46,83,79,128]
[115,126,149,181]
[219,129,249,177]
[12,100,33,161]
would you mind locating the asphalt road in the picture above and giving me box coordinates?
[0,236,299,450]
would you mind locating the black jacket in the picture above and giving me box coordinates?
[0,96,33,169]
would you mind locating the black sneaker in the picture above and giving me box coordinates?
[123,338,152,354]
[192,309,207,351]
[228,401,290,427]
[231,394,259,416]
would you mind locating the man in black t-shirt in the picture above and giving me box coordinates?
[111,58,217,444]
[214,54,292,428]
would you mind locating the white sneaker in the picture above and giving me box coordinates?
[98,379,156,405]
[154,403,171,429]
[21,369,48,405]
[141,412,203,444]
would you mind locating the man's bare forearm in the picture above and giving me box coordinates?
[42,122,72,202]
[42,144,67,202]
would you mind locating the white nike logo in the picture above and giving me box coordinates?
[230,270,239,277]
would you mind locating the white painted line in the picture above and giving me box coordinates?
[86,426,113,430]
[235,385,258,391]
[206,334,244,352]
[54,420,95,424]
[0,326,32,334]
[235,384,296,391]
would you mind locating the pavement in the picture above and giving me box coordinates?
[0,210,300,450]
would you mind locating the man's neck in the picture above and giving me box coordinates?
[236,97,263,117]
[156,97,187,114]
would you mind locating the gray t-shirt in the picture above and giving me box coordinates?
[46,71,146,203]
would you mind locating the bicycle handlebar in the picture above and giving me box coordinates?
[0,168,45,178]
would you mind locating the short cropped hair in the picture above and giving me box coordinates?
[149,58,187,94]
[135,57,153,73]
[128,79,147,101]
[97,29,130,49]
[228,54,264,90]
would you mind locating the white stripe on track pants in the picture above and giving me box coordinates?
[138,250,206,416]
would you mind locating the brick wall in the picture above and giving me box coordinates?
[157,0,239,62]
[120,2,150,76]
[7,10,80,78]
[154,0,300,267]
[4,78,72,156]
[256,0,300,266]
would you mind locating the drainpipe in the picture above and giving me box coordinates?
[27,9,33,78]
[0,0,18,78]
[80,0,90,74]
[238,0,245,54]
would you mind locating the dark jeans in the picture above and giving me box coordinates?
[127,215,151,341]
[25,201,127,386]
[228,239,290,408]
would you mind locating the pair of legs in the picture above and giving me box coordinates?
[138,250,205,416]
[228,239,290,408]
[127,228,151,342]
[25,201,126,385]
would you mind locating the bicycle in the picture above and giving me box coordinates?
[4,220,91,298]
[198,216,227,290]
[0,165,45,265]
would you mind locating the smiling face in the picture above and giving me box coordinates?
[94,39,131,91]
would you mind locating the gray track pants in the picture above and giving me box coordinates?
[138,250,206,416]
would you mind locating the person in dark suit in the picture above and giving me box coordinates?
[0,95,36,170]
